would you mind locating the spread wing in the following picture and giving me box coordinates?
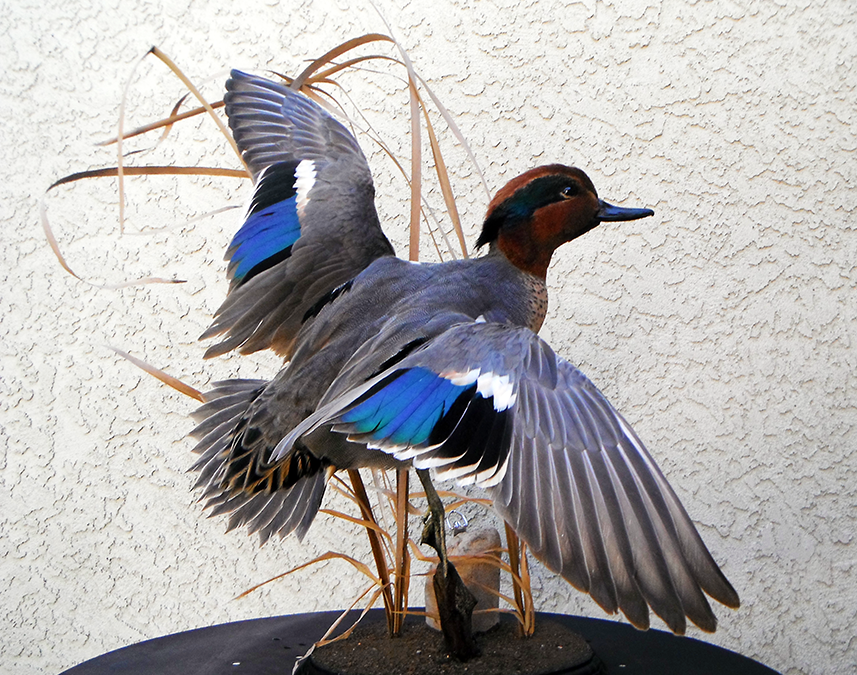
[275,321,740,633]
[201,70,394,358]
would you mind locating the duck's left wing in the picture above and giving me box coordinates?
[276,321,739,634]
[201,70,394,358]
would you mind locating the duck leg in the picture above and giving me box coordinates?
[416,469,480,661]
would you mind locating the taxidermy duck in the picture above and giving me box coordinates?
[190,70,739,637]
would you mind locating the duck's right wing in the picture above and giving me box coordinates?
[273,320,739,634]
[201,70,394,359]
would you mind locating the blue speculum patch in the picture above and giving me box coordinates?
[340,367,478,447]
[227,196,302,284]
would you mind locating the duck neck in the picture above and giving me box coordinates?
[495,228,555,280]
[485,244,549,333]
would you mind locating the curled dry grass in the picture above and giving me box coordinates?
[44,33,535,639]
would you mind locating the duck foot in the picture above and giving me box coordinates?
[416,469,480,661]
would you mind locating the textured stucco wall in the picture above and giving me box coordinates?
[3,1,855,673]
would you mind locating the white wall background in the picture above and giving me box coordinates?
[3,1,855,673]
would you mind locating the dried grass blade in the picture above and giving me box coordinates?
[347,469,395,630]
[155,95,189,147]
[407,538,437,564]
[291,34,395,90]
[421,104,466,259]
[99,99,224,147]
[40,197,82,282]
[443,496,494,510]
[392,468,410,635]
[41,195,185,287]
[407,81,421,261]
[501,565,530,596]
[48,165,246,191]
[108,346,203,401]
[43,165,243,284]
[489,555,514,575]
[370,12,476,260]
[353,15,425,262]
[372,483,397,504]
[306,54,399,87]
[318,508,392,540]
[489,588,521,608]
[167,204,240,230]
[315,585,387,647]
[236,551,381,599]
[149,47,246,171]
[412,71,490,198]
[448,550,504,567]
[505,521,526,634]
[328,476,359,503]
[520,538,535,636]
[434,489,478,499]
[116,51,150,232]
[110,277,186,289]
[421,490,491,508]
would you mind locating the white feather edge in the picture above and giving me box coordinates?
[294,158,316,217]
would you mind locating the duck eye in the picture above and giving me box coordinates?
[561,185,578,198]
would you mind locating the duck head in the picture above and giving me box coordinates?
[477,164,654,278]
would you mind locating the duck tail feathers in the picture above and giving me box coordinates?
[188,378,329,542]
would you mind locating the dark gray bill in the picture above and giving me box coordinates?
[596,200,655,222]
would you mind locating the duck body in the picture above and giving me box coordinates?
[190,70,739,636]
[195,250,545,518]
